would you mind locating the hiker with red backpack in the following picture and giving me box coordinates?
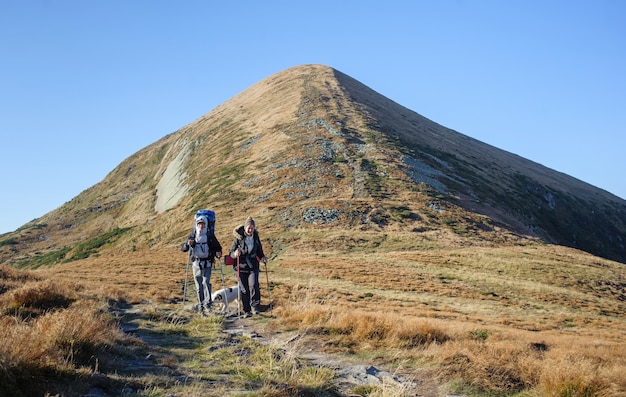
[230,217,267,317]
[181,212,222,315]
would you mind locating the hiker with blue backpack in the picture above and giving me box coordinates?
[230,217,267,317]
[181,211,222,315]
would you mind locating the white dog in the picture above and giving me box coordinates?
[211,286,240,313]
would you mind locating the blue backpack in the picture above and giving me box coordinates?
[195,209,216,235]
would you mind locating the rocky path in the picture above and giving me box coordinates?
[216,306,449,396]
[109,302,450,397]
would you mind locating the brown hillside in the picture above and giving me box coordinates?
[1,64,625,396]
[1,63,625,266]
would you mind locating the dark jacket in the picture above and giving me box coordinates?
[230,225,265,272]
[181,229,222,262]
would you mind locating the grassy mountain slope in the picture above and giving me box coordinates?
[1,64,624,267]
[1,64,625,396]
[331,68,626,262]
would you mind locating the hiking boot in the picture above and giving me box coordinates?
[243,312,252,318]
[251,306,260,315]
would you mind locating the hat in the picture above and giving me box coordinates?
[244,217,255,228]
[196,216,207,225]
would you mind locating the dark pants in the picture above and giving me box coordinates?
[239,269,260,313]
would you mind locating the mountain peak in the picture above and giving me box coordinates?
[2,64,626,265]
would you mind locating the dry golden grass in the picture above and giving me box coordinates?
[274,285,625,396]
[430,332,625,396]
[3,226,625,396]
[261,233,625,396]
[0,265,138,397]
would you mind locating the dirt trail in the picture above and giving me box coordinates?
[226,311,446,397]
[109,301,451,396]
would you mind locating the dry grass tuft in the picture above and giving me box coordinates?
[274,281,626,396]
[434,338,534,394]
[0,264,40,293]
[326,310,451,350]
[1,279,78,317]
[277,285,450,354]
[1,303,124,366]
[536,356,610,397]
[427,332,626,396]
[0,266,136,397]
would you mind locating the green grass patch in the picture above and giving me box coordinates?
[66,227,131,262]
[10,228,131,269]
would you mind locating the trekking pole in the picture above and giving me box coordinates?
[182,250,191,306]
[236,256,242,318]
[219,256,226,290]
[264,260,272,315]
[217,256,228,314]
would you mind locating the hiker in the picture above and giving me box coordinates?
[230,216,267,317]
[181,215,222,314]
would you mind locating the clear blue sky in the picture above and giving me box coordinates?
[1,1,625,234]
